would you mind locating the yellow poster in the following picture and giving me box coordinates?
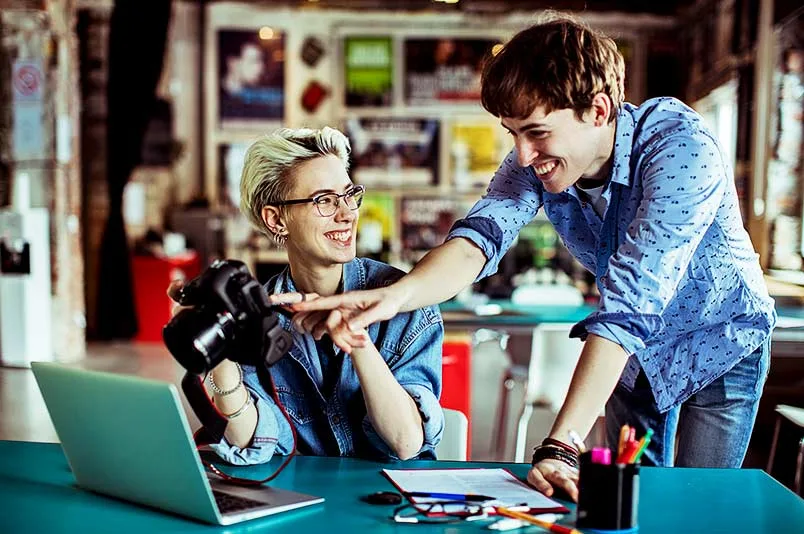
[451,123,499,174]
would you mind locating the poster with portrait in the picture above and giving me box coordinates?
[344,36,394,107]
[218,29,285,124]
[345,117,439,187]
[404,38,498,105]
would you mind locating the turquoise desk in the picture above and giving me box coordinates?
[2,440,802,533]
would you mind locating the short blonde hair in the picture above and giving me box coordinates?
[240,127,351,235]
[481,14,625,122]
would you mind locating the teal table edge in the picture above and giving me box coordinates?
[2,440,802,533]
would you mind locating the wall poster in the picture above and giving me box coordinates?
[404,38,498,105]
[344,36,393,107]
[218,28,285,124]
[346,117,439,187]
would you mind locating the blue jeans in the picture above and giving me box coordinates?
[605,338,770,467]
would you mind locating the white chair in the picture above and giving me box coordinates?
[766,404,804,495]
[436,408,469,461]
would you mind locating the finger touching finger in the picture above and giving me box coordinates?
[292,293,351,312]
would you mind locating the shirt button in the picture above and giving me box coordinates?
[332,415,341,425]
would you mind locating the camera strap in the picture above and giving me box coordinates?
[182,369,298,487]
[182,372,228,445]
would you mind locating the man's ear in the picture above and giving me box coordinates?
[261,205,286,236]
[590,93,613,126]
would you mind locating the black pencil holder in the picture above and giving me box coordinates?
[576,452,639,532]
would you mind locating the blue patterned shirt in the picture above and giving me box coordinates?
[448,97,776,412]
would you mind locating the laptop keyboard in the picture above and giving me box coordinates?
[213,490,269,514]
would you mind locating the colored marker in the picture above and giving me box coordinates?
[617,425,630,456]
[630,428,654,463]
[590,447,612,465]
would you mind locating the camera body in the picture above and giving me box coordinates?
[163,259,291,375]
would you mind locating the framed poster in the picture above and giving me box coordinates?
[399,197,472,262]
[218,29,285,124]
[346,117,439,187]
[344,36,393,107]
[450,120,509,189]
[404,38,498,105]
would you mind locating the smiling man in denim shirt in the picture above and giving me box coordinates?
[286,16,777,500]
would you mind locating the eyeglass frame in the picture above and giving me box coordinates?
[268,184,366,217]
[390,500,488,524]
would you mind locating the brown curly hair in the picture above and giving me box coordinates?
[481,15,624,122]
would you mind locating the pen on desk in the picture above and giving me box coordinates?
[405,492,496,502]
[495,506,582,534]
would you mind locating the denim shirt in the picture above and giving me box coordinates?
[210,257,444,464]
[448,97,776,412]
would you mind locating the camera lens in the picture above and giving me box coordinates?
[163,307,237,374]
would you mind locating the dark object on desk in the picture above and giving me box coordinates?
[576,453,639,531]
[362,491,403,505]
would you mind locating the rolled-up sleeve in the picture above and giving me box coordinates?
[572,130,726,352]
[363,307,445,459]
[447,150,542,281]
[208,366,295,465]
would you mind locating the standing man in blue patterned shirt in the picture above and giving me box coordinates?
[279,16,777,500]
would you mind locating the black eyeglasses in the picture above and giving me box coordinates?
[390,501,487,524]
[269,185,365,217]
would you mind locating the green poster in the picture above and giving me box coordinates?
[344,36,393,107]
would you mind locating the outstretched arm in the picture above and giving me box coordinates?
[272,237,486,353]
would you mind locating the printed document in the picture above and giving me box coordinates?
[382,468,569,512]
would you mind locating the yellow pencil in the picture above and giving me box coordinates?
[617,425,629,457]
[496,506,582,534]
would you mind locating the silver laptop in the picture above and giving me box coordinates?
[31,362,323,525]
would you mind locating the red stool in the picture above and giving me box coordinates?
[441,336,472,455]
[131,252,201,342]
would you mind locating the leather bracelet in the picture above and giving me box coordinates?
[532,448,578,469]
[223,391,253,420]
[208,362,243,396]
[532,445,579,469]
[542,437,578,455]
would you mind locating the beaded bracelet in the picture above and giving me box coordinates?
[542,437,579,455]
[208,362,243,396]
[531,444,579,469]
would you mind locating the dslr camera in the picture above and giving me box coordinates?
[163,259,292,375]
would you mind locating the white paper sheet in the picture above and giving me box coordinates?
[382,468,567,511]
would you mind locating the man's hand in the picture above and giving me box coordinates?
[527,459,579,502]
[269,286,407,353]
